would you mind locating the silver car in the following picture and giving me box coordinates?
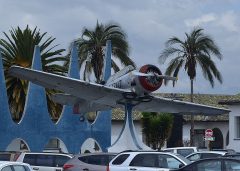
[63,153,116,171]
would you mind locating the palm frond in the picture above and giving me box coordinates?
[1,25,67,121]
[76,21,135,83]
[160,27,223,88]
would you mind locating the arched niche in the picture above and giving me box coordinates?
[210,128,224,149]
[11,111,23,124]
[81,138,102,153]
[6,138,29,151]
[44,137,68,153]
[46,99,63,124]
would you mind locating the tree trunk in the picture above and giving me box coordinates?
[190,79,194,146]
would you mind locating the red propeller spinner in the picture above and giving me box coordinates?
[138,64,163,92]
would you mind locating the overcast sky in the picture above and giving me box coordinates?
[1,0,239,95]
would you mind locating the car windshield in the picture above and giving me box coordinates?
[175,154,191,165]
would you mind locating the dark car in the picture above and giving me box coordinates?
[212,149,236,154]
[171,158,240,171]
[0,151,20,161]
[223,153,240,159]
[186,151,227,162]
[63,153,117,171]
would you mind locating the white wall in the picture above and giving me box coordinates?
[227,105,240,152]
[111,121,143,144]
[5,119,232,152]
[183,121,228,148]
[112,120,229,150]
[183,124,191,145]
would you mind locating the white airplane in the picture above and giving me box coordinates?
[9,64,229,115]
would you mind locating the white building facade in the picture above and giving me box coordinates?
[183,120,229,149]
[219,101,240,152]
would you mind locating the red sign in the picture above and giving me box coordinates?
[205,129,213,137]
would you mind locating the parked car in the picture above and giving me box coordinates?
[223,153,240,159]
[162,147,198,157]
[63,153,117,171]
[170,158,240,171]
[186,151,227,161]
[212,149,236,154]
[15,152,73,171]
[0,151,21,161]
[108,151,191,171]
[0,161,32,171]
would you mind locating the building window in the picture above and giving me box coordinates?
[235,117,240,138]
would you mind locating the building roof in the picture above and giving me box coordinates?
[219,100,240,105]
[218,93,240,105]
[111,93,240,122]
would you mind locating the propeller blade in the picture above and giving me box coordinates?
[132,71,178,81]
[132,71,154,77]
[155,74,178,81]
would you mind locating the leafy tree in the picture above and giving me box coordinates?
[142,112,173,150]
[159,28,223,145]
[75,21,135,83]
[0,26,67,121]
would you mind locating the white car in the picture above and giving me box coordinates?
[186,151,227,161]
[15,152,73,171]
[0,161,32,171]
[108,151,191,171]
[161,147,198,157]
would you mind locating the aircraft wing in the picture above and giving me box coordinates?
[132,95,230,115]
[9,66,128,109]
[9,66,230,115]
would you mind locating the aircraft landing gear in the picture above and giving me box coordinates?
[123,92,137,99]
[138,95,153,102]
[122,92,153,103]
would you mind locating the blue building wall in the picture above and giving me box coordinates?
[0,41,112,153]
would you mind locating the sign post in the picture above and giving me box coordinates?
[205,129,213,137]
[204,129,214,150]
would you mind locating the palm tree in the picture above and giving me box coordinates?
[0,26,67,121]
[75,21,135,83]
[159,28,223,145]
